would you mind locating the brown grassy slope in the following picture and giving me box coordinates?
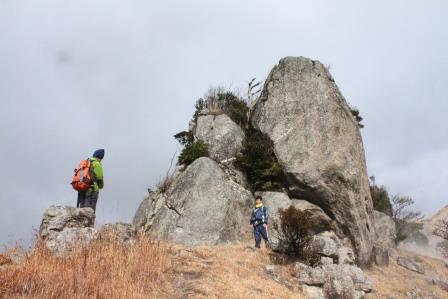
[2,238,447,299]
[168,243,303,299]
[365,249,448,299]
[170,245,448,299]
[0,236,171,299]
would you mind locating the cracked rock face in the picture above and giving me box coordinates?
[251,56,374,266]
[133,157,253,245]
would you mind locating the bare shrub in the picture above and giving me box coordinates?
[273,206,313,259]
[391,195,424,244]
[207,98,224,115]
[247,78,262,105]
[0,234,170,298]
[301,241,322,267]
[156,151,177,193]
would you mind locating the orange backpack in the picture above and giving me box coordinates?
[71,159,93,191]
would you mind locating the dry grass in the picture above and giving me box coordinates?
[0,235,171,299]
[169,243,303,299]
[365,249,448,298]
[0,252,13,266]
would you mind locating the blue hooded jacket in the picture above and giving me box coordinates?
[250,205,268,226]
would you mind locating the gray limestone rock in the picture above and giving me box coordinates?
[295,261,372,298]
[251,56,374,266]
[39,205,95,238]
[45,227,97,256]
[373,211,397,248]
[99,222,136,243]
[194,114,245,162]
[133,157,253,245]
[39,205,97,255]
[372,245,390,267]
[397,256,426,274]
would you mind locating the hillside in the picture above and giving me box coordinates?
[169,244,448,299]
[400,205,448,262]
[2,239,447,299]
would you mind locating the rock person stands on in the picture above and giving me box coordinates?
[77,149,104,212]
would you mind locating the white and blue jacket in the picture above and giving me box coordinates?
[250,205,269,226]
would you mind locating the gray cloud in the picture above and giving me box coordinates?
[1,0,447,246]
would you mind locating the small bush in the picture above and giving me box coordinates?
[216,92,249,127]
[370,185,393,216]
[193,98,206,122]
[272,206,313,258]
[174,131,194,147]
[236,128,284,191]
[177,140,209,166]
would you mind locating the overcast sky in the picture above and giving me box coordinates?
[1,0,447,247]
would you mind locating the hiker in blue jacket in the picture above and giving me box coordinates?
[250,195,270,249]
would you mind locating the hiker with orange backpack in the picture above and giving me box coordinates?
[71,149,105,212]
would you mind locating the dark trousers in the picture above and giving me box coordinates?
[77,190,99,212]
[254,224,269,248]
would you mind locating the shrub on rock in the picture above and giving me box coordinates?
[177,140,209,166]
[236,128,284,191]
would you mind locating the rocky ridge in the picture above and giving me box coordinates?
[130,56,376,267]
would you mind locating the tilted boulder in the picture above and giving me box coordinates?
[397,256,426,274]
[373,210,396,248]
[39,206,97,255]
[133,157,253,245]
[372,211,396,267]
[194,114,245,162]
[290,200,333,235]
[371,245,390,267]
[251,56,374,266]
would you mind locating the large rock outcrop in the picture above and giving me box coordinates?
[194,114,245,162]
[39,206,97,255]
[133,157,253,245]
[251,56,374,266]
